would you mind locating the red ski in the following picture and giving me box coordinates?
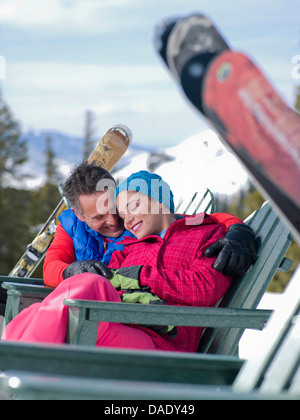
[154,13,300,242]
[203,50,300,241]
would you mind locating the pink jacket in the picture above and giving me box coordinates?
[109,214,232,352]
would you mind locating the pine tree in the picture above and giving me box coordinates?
[0,92,29,274]
[45,135,58,185]
[83,110,96,160]
[0,187,33,274]
[0,90,27,188]
[278,84,300,291]
[37,135,62,222]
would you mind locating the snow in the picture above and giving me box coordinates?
[239,292,283,359]
[18,127,250,198]
[114,129,250,206]
[240,267,300,362]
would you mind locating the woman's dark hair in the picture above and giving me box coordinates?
[63,161,115,214]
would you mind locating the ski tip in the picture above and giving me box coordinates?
[153,13,218,80]
[110,124,132,145]
[152,16,182,65]
[153,12,230,84]
[166,13,230,83]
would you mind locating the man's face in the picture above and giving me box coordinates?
[74,191,125,238]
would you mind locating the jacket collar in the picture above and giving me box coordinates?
[117,212,210,246]
[85,223,134,244]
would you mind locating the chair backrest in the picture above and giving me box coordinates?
[233,267,300,396]
[175,188,215,215]
[198,201,293,355]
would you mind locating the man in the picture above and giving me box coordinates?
[43,161,256,287]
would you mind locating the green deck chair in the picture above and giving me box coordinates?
[0,267,299,400]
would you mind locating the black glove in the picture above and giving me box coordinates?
[139,300,178,338]
[205,223,256,277]
[62,260,113,280]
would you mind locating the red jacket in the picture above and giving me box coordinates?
[43,212,242,288]
[109,214,232,352]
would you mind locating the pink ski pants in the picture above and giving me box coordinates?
[1,273,156,350]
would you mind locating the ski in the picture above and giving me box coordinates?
[154,14,300,243]
[9,125,132,278]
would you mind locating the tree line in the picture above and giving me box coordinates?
[0,92,299,291]
[0,93,95,277]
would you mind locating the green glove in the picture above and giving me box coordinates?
[109,266,177,338]
[109,266,142,291]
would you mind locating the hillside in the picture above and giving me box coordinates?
[19,128,250,204]
[113,129,250,205]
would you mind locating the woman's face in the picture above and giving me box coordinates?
[116,190,169,239]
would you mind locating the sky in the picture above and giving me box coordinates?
[0,0,299,148]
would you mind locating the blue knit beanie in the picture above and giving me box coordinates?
[115,170,175,213]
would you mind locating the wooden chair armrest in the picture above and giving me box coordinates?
[1,283,54,328]
[64,299,272,345]
[0,275,45,286]
[2,282,54,297]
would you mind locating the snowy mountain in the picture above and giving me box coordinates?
[19,128,250,203]
[113,129,250,206]
[19,128,154,188]
[19,129,85,188]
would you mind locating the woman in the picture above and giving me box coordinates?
[2,171,232,353]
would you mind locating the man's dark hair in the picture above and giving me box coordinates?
[63,161,115,214]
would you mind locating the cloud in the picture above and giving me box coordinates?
[0,0,65,25]
[5,59,188,140]
[7,61,169,92]
[1,0,298,146]
[0,0,140,35]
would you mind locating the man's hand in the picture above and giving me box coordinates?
[62,260,113,280]
[205,223,256,277]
